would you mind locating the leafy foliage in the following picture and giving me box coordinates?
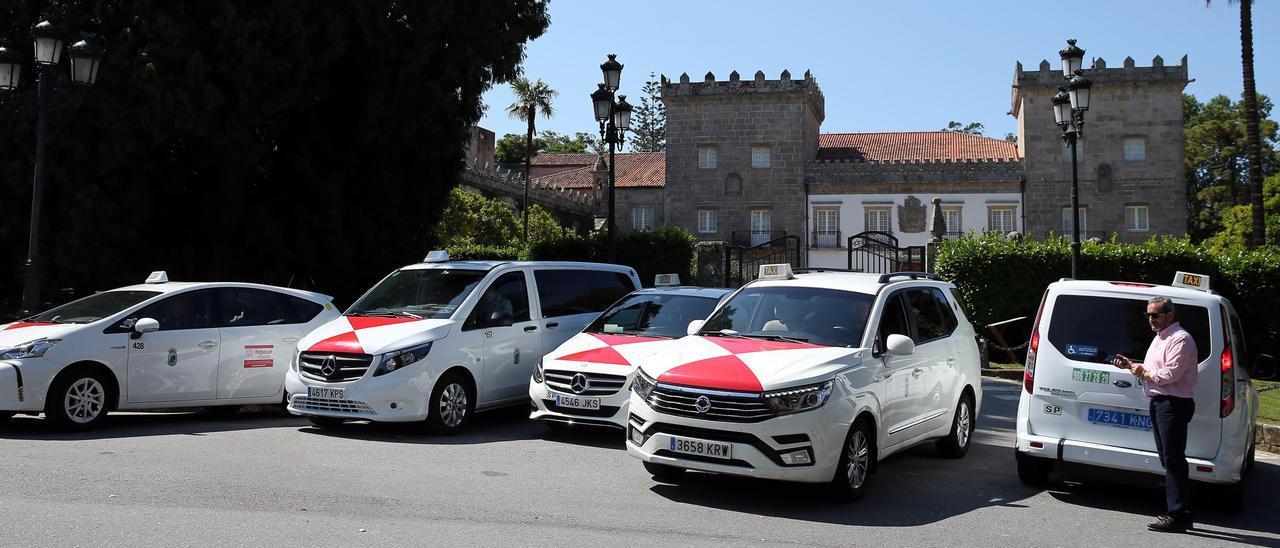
[941,121,985,136]
[1183,93,1279,241]
[494,131,598,165]
[629,73,666,152]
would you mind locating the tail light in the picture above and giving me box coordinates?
[1025,289,1050,394]
[1220,304,1235,417]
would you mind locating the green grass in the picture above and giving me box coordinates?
[987,362,1025,371]
[1257,380,1280,424]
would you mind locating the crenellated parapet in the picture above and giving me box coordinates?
[659,69,825,123]
[1011,55,1189,116]
[806,159,1024,187]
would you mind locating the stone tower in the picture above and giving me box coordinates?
[1013,55,1190,242]
[660,70,824,246]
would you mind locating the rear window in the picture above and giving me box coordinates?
[1046,295,1211,364]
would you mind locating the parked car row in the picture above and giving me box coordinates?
[0,257,1259,504]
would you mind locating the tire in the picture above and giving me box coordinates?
[44,367,112,431]
[425,372,475,435]
[1016,450,1052,486]
[0,411,14,422]
[643,461,686,481]
[1216,477,1246,514]
[1244,428,1256,473]
[208,405,242,418]
[307,416,345,428]
[828,419,874,502]
[937,394,975,458]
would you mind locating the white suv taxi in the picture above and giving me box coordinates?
[1015,273,1259,505]
[626,265,982,501]
[0,272,338,430]
[529,275,731,430]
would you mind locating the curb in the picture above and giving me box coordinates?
[981,368,1024,381]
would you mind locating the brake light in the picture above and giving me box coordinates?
[1220,304,1235,418]
[1025,289,1050,394]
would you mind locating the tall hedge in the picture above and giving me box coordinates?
[936,234,1280,359]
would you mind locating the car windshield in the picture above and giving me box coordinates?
[347,268,487,320]
[584,293,720,339]
[27,290,161,324]
[698,285,873,348]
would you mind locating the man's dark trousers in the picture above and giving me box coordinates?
[1150,395,1196,521]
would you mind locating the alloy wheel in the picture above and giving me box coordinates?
[847,430,869,489]
[64,378,106,424]
[438,383,468,428]
[956,401,971,449]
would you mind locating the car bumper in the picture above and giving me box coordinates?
[284,367,438,422]
[528,378,630,429]
[624,393,846,484]
[0,359,56,412]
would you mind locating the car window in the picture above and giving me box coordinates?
[218,288,293,327]
[123,289,216,331]
[1228,312,1249,368]
[877,293,910,351]
[930,288,960,334]
[467,271,530,328]
[585,294,719,339]
[700,285,873,348]
[32,290,160,325]
[284,295,324,323]
[1045,295,1211,364]
[348,268,487,319]
[905,288,948,344]
[535,269,636,318]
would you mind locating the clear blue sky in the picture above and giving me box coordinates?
[478,0,1278,146]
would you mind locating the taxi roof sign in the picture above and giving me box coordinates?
[145,271,169,284]
[758,263,794,281]
[1172,271,1211,292]
[423,250,450,263]
[654,273,680,286]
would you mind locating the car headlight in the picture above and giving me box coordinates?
[631,369,657,399]
[764,380,834,415]
[0,338,61,360]
[372,342,433,377]
[532,359,544,383]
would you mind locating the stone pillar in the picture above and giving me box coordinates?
[926,197,944,273]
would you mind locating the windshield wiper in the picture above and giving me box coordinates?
[744,333,810,344]
[698,329,750,339]
[349,310,422,319]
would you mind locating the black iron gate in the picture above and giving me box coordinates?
[846,231,926,273]
[724,235,801,287]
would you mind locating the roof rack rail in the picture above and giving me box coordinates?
[793,267,860,274]
[877,272,942,284]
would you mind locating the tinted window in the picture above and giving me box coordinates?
[467,272,531,328]
[585,294,719,339]
[700,286,873,348]
[218,288,292,327]
[1046,295,1210,364]
[125,289,216,331]
[284,295,324,323]
[535,269,637,318]
[905,288,948,343]
[32,290,160,324]
[877,294,910,351]
[931,288,960,334]
[348,268,487,319]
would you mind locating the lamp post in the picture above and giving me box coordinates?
[0,21,104,314]
[590,54,633,263]
[1053,39,1092,279]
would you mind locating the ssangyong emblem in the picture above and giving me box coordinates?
[321,355,338,377]
[570,373,590,394]
[694,395,712,414]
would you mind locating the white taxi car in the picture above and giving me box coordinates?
[0,272,338,430]
[1015,273,1260,506]
[626,265,983,501]
[529,275,731,430]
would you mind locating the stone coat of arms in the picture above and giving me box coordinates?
[898,196,927,233]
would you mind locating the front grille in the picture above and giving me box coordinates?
[544,369,628,396]
[300,352,374,382]
[644,384,774,422]
[642,422,809,468]
[543,400,621,418]
[292,396,376,415]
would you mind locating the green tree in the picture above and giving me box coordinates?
[1183,93,1278,240]
[494,131,597,165]
[0,1,550,309]
[432,188,520,247]
[506,77,557,242]
[1205,172,1280,252]
[629,73,666,152]
[941,121,985,135]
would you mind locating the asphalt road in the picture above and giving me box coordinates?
[1,379,1277,547]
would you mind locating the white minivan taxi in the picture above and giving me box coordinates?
[0,272,338,430]
[626,266,983,501]
[285,252,640,433]
[1015,274,1259,505]
[529,278,731,430]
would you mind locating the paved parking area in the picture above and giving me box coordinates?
[1,379,1277,547]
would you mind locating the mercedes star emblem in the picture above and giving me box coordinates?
[570,373,590,394]
[321,355,338,377]
[694,395,712,414]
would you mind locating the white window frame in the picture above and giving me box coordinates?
[865,208,891,233]
[942,207,963,237]
[814,207,840,248]
[1062,207,1088,235]
[632,207,653,231]
[697,209,717,234]
[750,209,772,246]
[1123,137,1146,162]
[698,146,717,169]
[751,145,771,169]
[1125,205,1149,232]
[989,208,1015,233]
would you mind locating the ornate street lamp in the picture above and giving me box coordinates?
[1055,38,1092,279]
[589,54,628,263]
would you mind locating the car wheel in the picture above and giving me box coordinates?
[828,419,874,502]
[937,394,975,458]
[1016,450,1052,486]
[643,461,685,481]
[307,416,345,428]
[0,411,14,422]
[425,372,474,435]
[1245,428,1256,473]
[44,367,112,431]
[1216,477,1247,514]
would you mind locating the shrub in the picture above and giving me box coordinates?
[444,243,526,261]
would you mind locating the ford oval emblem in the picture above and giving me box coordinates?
[1113,380,1132,388]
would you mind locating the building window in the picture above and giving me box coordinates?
[1123,137,1146,162]
[751,146,771,168]
[698,146,717,169]
[1125,205,1149,232]
[942,207,962,238]
[1062,139,1083,164]
[697,209,717,233]
[865,208,891,233]
[750,209,772,246]
[632,207,653,231]
[813,208,840,248]
[989,208,1015,233]
[1062,207,1089,236]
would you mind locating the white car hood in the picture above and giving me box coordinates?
[0,321,82,348]
[636,335,864,392]
[542,332,676,374]
[298,316,452,356]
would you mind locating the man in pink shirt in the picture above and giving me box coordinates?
[1112,296,1199,533]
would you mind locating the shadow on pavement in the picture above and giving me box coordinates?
[0,408,305,440]
[298,405,545,445]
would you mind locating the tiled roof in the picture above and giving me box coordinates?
[530,153,597,166]
[817,132,1020,162]
[533,152,666,190]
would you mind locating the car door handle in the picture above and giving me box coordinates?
[912,368,923,378]
[524,326,538,332]
[198,340,218,349]
[283,337,300,343]
[546,322,559,328]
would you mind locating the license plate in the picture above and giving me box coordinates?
[1072,368,1110,384]
[308,387,346,400]
[553,394,601,410]
[1087,408,1151,430]
[667,435,732,460]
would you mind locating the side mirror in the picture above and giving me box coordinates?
[686,319,705,336]
[131,317,160,339]
[487,311,514,328]
[1254,354,1277,381]
[886,334,915,356]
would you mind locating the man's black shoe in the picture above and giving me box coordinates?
[1147,514,1192,533]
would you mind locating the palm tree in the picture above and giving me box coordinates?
[1207,0,1265,247]
[506,77,557,242]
